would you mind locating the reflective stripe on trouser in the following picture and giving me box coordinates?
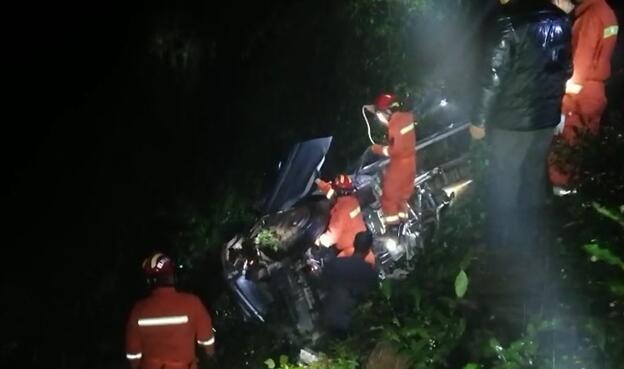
[382,215,401,225]
[137,315,189,327]
[126,352,142,360]
[381,203,409,225]
[197,336,215,346]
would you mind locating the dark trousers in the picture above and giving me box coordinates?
[320,257,377,336]
[321,285,356,335]
[485,127,553,255]
[482,126,556,324]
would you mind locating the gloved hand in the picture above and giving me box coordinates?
[371,144,387,156]
[469,124,486,140]
[315,178,332,192]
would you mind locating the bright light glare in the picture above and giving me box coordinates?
[442,179,473,198]
[439,99,448,107]
[385,238,398,253]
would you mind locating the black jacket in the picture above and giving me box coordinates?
[474,1,572,131]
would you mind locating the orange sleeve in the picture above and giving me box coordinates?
[570,14,602,85]
[387,113,414,157]
[193,296,215,354]
[387,123,400,157]
[125,306,142,369]
[319,204,347,247]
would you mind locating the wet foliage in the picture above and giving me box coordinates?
[237,113,624,369]
[3,0,622,368]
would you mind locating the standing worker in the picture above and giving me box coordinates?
[125,252,215,369]
[549,0,618,194]
[366,93,417,231]
[470,0,571,251]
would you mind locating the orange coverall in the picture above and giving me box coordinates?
[318,195,375,266]
[125,287,215,369]
[372,111,416,223]
[549,0,618,186]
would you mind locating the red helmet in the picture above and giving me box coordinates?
[332,174,354,192]
[142,251,174,278]
[374,93,398,111]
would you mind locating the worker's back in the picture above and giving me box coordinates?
[126,287,214,369]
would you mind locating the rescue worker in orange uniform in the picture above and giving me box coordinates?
[548,0,618,193]
[125,252,215,369]
[366,93,416,228]
[315,174,375,266]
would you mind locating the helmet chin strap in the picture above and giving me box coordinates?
[362,105,377,145]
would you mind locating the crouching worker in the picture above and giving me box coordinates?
[315,174,375,266]
[321,231,378,338]
[125,252,215,369]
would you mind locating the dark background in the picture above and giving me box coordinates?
[3,0,623,368]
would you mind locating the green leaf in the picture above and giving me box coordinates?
[583,242,624,270]
[459,250,474,271]
[403,326,429,339]
[455,270,469,298]
[264,358,276,369]
[410,287,422,311]
[462,364,479,369]
[489,337,503,353]
[279,355,289,366]
[380,279,393,300]
[609,280,624,296]
[592,202,624,227]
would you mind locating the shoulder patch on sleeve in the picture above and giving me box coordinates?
[604,25,618,39]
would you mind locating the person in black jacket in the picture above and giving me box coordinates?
[470,0,572,254]
[320,230,378,337]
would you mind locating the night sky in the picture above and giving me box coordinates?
[3,0,624,368]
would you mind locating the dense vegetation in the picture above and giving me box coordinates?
[3,1,622,368]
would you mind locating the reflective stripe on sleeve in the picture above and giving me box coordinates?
[604,25,618,39]
[349,206,361,219]
[138,315,189,327]
[126,353,143,360]
[325,188,335,199]
[382,146,389,156]
[400,123,415,135]
[197,337,215,346]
